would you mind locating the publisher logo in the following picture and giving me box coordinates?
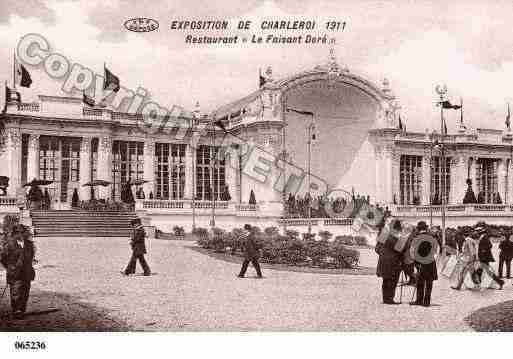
[124,18,159,33]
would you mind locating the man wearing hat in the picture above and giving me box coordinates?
[122,218,151,276]
[237,224,263,278]
[409,221,438,307]
[0,224,36,319]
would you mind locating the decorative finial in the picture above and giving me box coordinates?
[193,101,201,118]
[382,78,390,93]
[265,66,273,79]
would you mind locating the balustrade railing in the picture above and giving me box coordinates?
[0,197,17,207]
[17,103,40,112]
[83,108,103,117]
[236,204,259,211]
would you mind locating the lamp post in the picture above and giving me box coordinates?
[210,117,216,229]
[286,107,315,235]
[435,84,447,254]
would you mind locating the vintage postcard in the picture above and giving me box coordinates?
[1,0,513,356]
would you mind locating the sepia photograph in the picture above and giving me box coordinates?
[1,0,513,356]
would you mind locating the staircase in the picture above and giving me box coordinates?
[31,210,137,237]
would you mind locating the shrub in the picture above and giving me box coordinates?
[335,235,356,246]
[264,226,280,238]
[318,230,333,241]
[354,236,368,246]
[197,225,360,269]
[173,226,185,237]
[302,232,316,241]
[285,230,299,240]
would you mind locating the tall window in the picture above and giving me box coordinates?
[399,155,422,205]
[39,136,59,181]
[112,141,144,201]
[21,134,29,184]
[476,158,499,204]
[431,156,451,205]
[196,145,226,201]
[60,139,80,202]
[90,138,99,199]
[154,143,186,199]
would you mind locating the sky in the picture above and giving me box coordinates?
[1,0,513,132]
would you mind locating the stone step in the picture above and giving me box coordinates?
[31,210,136,238]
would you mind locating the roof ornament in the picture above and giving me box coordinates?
[327,47,341,89]
[265,66,273,81]
[382,78,391,94]
[193,101,201,119]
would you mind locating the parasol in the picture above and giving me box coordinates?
[82,179,112,187]
[23,179,53,187]
[128,179,148,186]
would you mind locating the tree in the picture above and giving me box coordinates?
[71,188,79,208]
[249,189,256,205]
[462,178,477,204]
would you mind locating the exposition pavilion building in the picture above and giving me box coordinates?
[2,54,513,236]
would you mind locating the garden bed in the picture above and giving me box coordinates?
[191,226,374,275]
[189,245,375,276]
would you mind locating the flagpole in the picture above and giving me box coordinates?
[13,50,16,89]
[435,85,447,258]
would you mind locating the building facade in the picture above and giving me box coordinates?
[2,56,513,234]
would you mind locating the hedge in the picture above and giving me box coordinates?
[196,227,360,269]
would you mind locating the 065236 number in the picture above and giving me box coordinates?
[14,341,46,350]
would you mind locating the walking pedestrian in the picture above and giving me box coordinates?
[122,218,151,276]
[498,230,513,279]
[0,224,36,319]
[451,231,478,290]
[476,225,504,289]
[237,224,263,278]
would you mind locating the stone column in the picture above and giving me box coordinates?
[421,155,430,205]
[7,128,22,197]
[79,137,91,200]
[470,157,479,198]
[184,143,194,200]
[26,134,40,183]
[391,152,400,205]
[498,159,507,204]
[97,136,112,199]
[382,148,393,204]
[507,159,513,204]
[143,140,155,199]
[451,155,467,205]
[374,147,384,204]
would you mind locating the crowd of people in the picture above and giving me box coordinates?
[284,192,377,218]
[375,219,513,306]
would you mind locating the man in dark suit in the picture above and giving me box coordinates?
[498,230,513,278]
[237,224,263,278]
[122,218,151,276]
[409,221,438,307]
[376,219,404,305]
[0,224,36,319]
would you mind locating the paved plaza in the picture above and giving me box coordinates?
[1,237,512,331]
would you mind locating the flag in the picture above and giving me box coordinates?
[103,66,120,92]
[16,62,32,88]
[5,86,20,102]
[82,92,95,107]
[441,100,461,110]
[259,68,267,88]
[506,103,511,130]
[213,119,227,132]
